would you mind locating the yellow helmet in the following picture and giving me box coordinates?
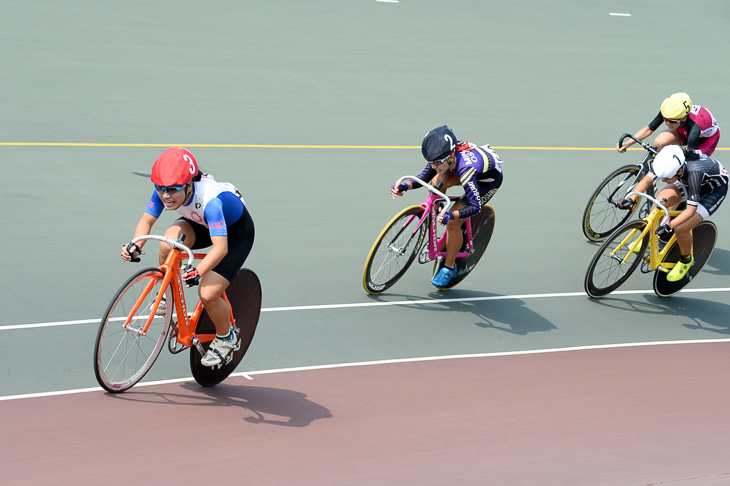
[660,92,692,120]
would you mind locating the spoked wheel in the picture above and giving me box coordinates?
[653,221,717,297]
[432,205,496,290]
[582,164,642,241]
[190,268,262,387]
[584,220,648,298]
[94,268,173,393]
[363,205,427,294]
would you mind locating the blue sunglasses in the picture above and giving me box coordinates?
[154,183,187,193]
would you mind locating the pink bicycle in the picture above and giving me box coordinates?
[363,176,496,294]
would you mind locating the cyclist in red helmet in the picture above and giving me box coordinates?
[121,147,255,367]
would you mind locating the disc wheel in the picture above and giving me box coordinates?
[94,268,172,393]
[585,220,648,298]
[582,164,642,241]
[363,205,427,294]
[190,268,262,387]
[432,206,496,290]
[653,221,717,297]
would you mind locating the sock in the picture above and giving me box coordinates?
[680,254,692,264]
[216,331,233,341]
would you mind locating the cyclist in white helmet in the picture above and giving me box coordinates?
[619,145,728,281]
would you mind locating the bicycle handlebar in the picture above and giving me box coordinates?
[627,191,671,226]
[618,133,658,155]
[395,175,454,211]
[130,234,195,268]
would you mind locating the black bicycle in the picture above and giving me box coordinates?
[581,133,658,241]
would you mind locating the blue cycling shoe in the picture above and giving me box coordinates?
[431,265,456,287]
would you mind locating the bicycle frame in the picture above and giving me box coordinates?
[394,175,475,261]
[127,235,235,353]
[612,192,683,273]
[613,133,658,206]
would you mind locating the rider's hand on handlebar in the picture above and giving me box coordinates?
[391,182,407,199]
[617,198,635,210]
[121,242,143,263]
[183,267,201,287]
[656,224,674,242]
[438,210,454,225]
[616,143,628,153]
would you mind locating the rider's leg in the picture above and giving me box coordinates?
[443,201,465,269]
[431,170,462,268]
[198,271,233,336]
[673,213,703,256]
[653,129,681,151]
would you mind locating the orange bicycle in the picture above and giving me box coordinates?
[93,234,261,393]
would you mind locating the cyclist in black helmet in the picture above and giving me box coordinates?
[391,125,504,287]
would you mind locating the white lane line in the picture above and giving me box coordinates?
[3,287,730,331]
[609,12,631,17]
[2,338,730,401]
[377,0,399,3]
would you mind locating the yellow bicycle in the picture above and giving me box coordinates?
[584,192,718,298]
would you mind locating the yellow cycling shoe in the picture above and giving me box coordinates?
[667,256,693,282]
[629,238,644,254]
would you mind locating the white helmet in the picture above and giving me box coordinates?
[652,145,685,179]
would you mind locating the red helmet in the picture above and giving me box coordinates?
[150,147,198,186]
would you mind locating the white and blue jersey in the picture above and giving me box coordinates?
[146,176,245,237]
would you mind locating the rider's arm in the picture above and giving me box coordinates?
[619,113,662,151]
[669,204,697,229]
[408,165,437,190]
[684,119,701,152]
[195,235,228,277]
[628,174,655,202]
[195,199,231,276]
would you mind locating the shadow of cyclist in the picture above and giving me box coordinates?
[592,294,730,335]
[110,383,332,427]
[368,289,556,335]
[700,247,730,276]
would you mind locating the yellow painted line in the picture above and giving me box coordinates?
[0,142,727,151]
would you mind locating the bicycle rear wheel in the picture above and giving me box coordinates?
[190,268,262,387]
[94,268,172,393]
[653,221,717,297]
[584,220,648,298]
[582,164,642,241]
[363,205,427,294]
[432,205,496,290]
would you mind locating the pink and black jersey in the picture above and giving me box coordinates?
[648,105,720,155]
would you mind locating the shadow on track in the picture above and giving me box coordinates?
[587,294,730,335]
[105,382,332,427]
[366,289,557,335]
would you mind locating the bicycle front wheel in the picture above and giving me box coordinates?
[363,205,427,294]
[582,164,642,241]
[584,220,648,298]
[94,268,173,393]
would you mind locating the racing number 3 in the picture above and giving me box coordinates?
[183,154,195,175]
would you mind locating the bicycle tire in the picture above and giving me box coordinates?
[432,205,496,290]
[363,205,427,294]
[653,221,717,297]
[94,267,172,393]
[582,164,643,241]
[584,220,648,298]
[190,268,262,387]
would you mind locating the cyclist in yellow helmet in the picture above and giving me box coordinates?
[617,92,720,156]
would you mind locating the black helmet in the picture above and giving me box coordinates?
[421,125,456,162]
